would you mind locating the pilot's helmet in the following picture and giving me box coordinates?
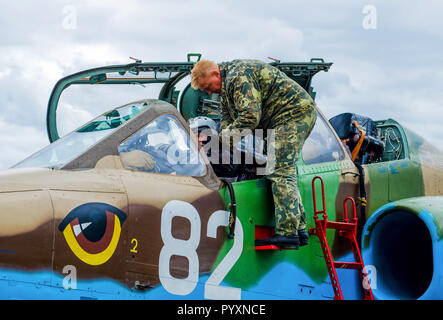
[188,116,218,133]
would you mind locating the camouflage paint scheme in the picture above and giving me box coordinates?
[218,59,318,236]
[0,162,226,298]
[0,59,442,300]
[218,59,316,132]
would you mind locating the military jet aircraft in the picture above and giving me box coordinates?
[0,54,442,300]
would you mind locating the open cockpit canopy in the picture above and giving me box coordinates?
[46,53,332,143]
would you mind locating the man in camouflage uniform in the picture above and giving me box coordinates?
[191,59,317,249]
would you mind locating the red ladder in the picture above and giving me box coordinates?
[309,176,374,300]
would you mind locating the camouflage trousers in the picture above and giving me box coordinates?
[265,104,317,236]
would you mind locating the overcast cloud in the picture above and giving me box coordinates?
[0,0,442,169]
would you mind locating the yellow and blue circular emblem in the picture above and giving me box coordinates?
[58,203,127,266]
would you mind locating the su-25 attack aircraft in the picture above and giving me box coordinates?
[0,54,443,300]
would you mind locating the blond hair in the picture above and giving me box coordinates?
[190,59,218,90]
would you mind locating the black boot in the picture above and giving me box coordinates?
[298,229,309,246]
[255,234,300,249]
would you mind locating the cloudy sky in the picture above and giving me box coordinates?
[0,0,442,169]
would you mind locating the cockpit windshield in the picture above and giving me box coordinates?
[13,101,148,169]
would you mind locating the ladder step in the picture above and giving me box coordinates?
[254,245,298,251]
[326,221,356,231]
[310,176,374,299]
[333,262,363,269]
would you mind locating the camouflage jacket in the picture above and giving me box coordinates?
[218,59,315,133]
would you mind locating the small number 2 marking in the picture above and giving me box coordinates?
[130,238,138,253]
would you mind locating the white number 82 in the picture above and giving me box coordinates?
[159,200,243,299]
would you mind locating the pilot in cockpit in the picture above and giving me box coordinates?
[188,116,266,180]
